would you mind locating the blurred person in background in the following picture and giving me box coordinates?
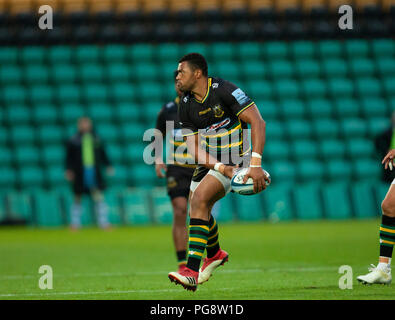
[65,117,114,230]
[375,111,395,184]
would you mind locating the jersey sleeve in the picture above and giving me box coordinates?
[178,98,199,137]
[155,106,167,136]
[218,79,255,117]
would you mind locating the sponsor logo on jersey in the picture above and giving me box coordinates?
[212,82,219,89]
[205,118,231,132]
[183,96,188,103]
[212,104,225,118]
[199,107,212,116]
[232,88,249,105]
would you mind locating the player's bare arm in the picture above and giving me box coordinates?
[382,149,395,170]
[238,104,269,193]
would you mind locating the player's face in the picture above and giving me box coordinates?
[174,81,183,97]
[176,62,196,92]
[78,118,92,133]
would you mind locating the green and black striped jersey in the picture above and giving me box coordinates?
[178,77,254,165]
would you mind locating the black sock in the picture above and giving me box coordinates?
[176,250,187,265]
[379,215,395,259]
[186,218,209,272]
[206,214,221,258]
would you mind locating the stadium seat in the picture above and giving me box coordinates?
[349,58,375,77]
[3,85,27,104]
[360,97,388,117]
[102,188,123,225]
[355,77,382,97]
[312,119,340,139]
[215,61,241,82]
[344,40,370,57]
[86,103,113,123]
[32,105,58,124]
[51,64,78,83]
[246,80,273,100]
[59,103,85,124]
[256,100,277,120]
[32,190,64,227]
[42,145,64,165]
[376,58,395,76]
[297,160,325,182]
[321,182,353,219]
[263,41,289,59]
[151,188,173,224]
[235,193,265,221]
[270,161,296,183]
[345,138,374,159]
[96,124,119,143]
[122,189,151,225]
[129,44,155,62]
[317,40,342,57]
[129,164,157,187]
[273,79,300,98]
[47,46,73,64]
[326,160,353,182]
[352,159,381,181]
[80,64,105,82]
[319,139,346,160]
[278,99,306,119]
[238,42,262,60]
[350,182,378,218]
[289,41,315,58]
[4,191,33,222]
[291,140,318,160]
[102,44,127,62]
[106,63,131,82]
[120,123,146,143]
[367,117,390,137]
[263,184,294,222]
[265,121,285,140]
[300,78,327,97]
[18,166,45,188]
[371,39,395,58]
[0,65,22,84]
[37,125,64,145]
[285,120,312,139]
[75,45,101,63]
[295,59,321,78]
[57,85,82,104]
[0,168,17,189]
[327,78,354,97]
[333,98,360,119]
[46,165,67,188]
[10,125,36,145]
[340,118,368,138]
[263,140,289,162]
[267,60,294,78]
[215,193,235,222]
[306,98,333,118]
[293,183,323,220]
[322,58,349,77]
[0,147,12,166]
[6,105,31,124]
[82,84,109,103]
[0,47,18,64]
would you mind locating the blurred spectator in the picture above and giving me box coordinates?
[65,117,114,230]
[375,111,395,183]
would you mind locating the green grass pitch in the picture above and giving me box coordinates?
[1,219,394,300]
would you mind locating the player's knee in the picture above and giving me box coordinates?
[381,199,395,217]
[190,191,210,212]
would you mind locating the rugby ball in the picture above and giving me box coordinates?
[230,167,271,195]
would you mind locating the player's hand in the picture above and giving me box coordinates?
[382,149,395,170]
[65,170,74,182]
[155,163,167,178]
[243,167,270,193]
[223,165,237,179]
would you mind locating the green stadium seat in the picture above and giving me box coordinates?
[156,43,180,62]
[210,43,235,60]
[32,105,58,124]
[182,43,208,58]
[20,46,45,64]
[129,164,156,187]
[238,42,262,60]
[129,44,154,62]
[32,189,64,227]
[0,168,16,188]
[291,140,318,160]
[301,78,327,97]
[37,125,64,144]
[47,46,72,63]
[333,98,360,119]
[273,79,300,98]
[374,182,390,214]
[322,58,348,77]
[110,82,136,102]
[352,159,381,182]
[344,40,370,57]
[345,138,374,159]
[328,78,354,97]
[350,182,377,218]
[80,64,105,82]
[3,85,27,104]
[317,40,343,57]
[0,47,18,64]
[256,100,277,120]
[5,191,33,222]
[42,145,64,165]
[106,63,130,82]
[326,160,352,181]
[29,85,54,104]
[59,103,85,124]
[360,97,388,117]
[24,64,50,84]
[293,183,323,220]
[264,140,289,161]
[103,188,123,225]
[96,123,119,143]
[268,60,294,78]
[278,99,306,118]
[371,39,394,58]
[102,45,127,62]
[294,59,321,78]
[246,80,273,99]
[285,120,312,139]
[122,189,151,225]
[152,187,173,224]
[86,103,113,123]
[0,147,12,166]
[114,103,138,122]
[340,118,368,138]
[46,165,67,188]
[390,97,395,112]
[82,84,109,103]
[14,146,40,165]
[138,82,163,102]
[263,184,294,222]
[0,65,22,84]
[355,77,382,97]
[297,161,324,182]
[271,161,296,183]
[376,58,395,76]
[306,98,333,118]
[18,166,45,188]
[10,125,35,145]
[240,60,267,80]
[264,41,289,59]
[108,165,128,186]
[75,45,100,63]
[289,41,315,58]
[367,117,390,137]
[0,128,7,145]
[312,119,340,139]
[349,58,375,77]
[51,64,77,83]
[383,77,395,98]
[121,123,146,142]
[322,182,352,219]
[235,193,264,221]
[134,63,160,81]
[107,144,123,164]
[60,189,94,226]
[57,85,81,104]
[319,139,346,160]
[6,105,31,124]
[158,62,178,82]
[215,194,235,222]
[265,121,285,140]
[215,61,240,82]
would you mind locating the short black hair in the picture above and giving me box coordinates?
[173,70,178,82]
[179,53,208,77]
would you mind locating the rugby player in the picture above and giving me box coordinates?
[357,149,395,285]
[168,53,269,291]
[154,72,196,272]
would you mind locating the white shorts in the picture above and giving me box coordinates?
[392,179,395,185]
[190,169,232,195]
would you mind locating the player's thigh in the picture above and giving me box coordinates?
[382,184,395,216]
[171,196,188,216]
[191,173,226,209]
